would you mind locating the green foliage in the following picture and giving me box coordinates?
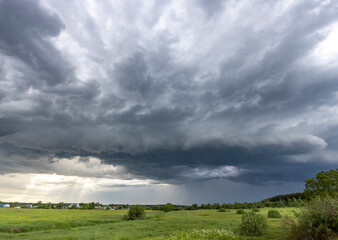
[218,208,226,212]
[191,203,199,210]
[89,202,96,209]
[238,212,268,237]
[252,208,260,212]
[162,203,174,212]
[304,169,338,200]
[283,197,338,240]
[169,228,239,240]
[236,209,245,214]
[268,210,282,218]
[123,205,145,221]
[70,204,77,209]
[265,192,305,203]
[80,203,90,209]
[151,205,162,210]
[55,202,64,209]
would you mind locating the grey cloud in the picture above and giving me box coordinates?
[0,0,69,87]
[0,0,338,192]
[197,0,226,19]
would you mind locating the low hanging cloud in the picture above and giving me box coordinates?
[0,0,338,194]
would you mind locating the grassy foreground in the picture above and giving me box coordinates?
[0,208,298,239]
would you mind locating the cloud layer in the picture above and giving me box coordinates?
[0,0,338,202]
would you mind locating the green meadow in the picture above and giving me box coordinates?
[0,207,298,240]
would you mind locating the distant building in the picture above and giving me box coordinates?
[13,206,21,209]
[25,204,33,209]
[0,203,10,208]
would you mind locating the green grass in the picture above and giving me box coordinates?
[0,208,298,239]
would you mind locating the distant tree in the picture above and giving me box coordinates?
[55,202,64,209]
[89,202,95,209]
[175,206,184,211]
[304,169,337,200]
[152,205,162,211]
[191,203,199,210]
[70,204,77,209]
[214,203,221,209]
[81,203,90,210]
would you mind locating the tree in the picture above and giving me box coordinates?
[304,169,337,200]
[70,204,77,209]
[191,203,198,210]
[80,203,90,209]
[89,202,95,209]
[124,205,145,221]
[162,203,174,212]
[56,202,64,209]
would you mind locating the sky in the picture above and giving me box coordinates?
[0,0,337,205]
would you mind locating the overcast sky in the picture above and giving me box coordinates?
[0,0,337,204]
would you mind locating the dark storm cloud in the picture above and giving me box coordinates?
[0,0,337,187]
[0,0,70,87]
[197,0,226,18]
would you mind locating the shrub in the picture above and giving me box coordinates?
[283,197,338,240]
[123,205,145,221]
[252,208,260,212]
[236,209,245,214]
[238,212,267,237]
[169,228,239,240]
[162,203,174,212]
[268,210,282,218]
[218,208,226,212]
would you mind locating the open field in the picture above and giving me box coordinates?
[0,207,298,240]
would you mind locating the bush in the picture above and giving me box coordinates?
[236,209,245,214]
[218,208,226,212]
[252,208,260,212]
[238,212,267,236]
[162,203,174,212]
[283,197,338,240]
[268,210,282,218]
[169,228,239,240]
[123,205,145,221]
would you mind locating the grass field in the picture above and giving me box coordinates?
[0,207,298,239]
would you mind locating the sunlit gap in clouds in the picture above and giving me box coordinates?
[1,173,166,203]
[0,156,168,203]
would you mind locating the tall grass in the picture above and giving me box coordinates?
[0,208,296,239]
[169,229,239,240]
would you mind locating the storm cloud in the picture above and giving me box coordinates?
[0,0,338,203]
